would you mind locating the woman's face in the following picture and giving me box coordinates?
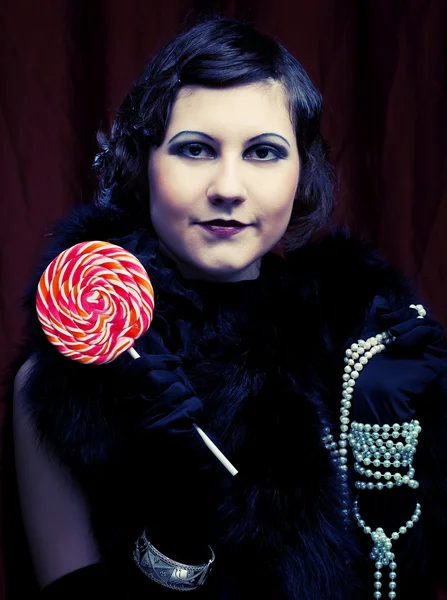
[148,82,300,281]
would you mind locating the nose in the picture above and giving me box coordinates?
[206,157,247,207]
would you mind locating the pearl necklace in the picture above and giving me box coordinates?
[323,303,426,599]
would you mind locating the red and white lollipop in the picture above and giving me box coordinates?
[36,240,237,475]
[36,240,154,364]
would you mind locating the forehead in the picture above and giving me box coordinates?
[165,82,294,138]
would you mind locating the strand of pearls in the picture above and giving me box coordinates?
[322,303,426,598]
[350,421,421,491]
[353,500,421,600]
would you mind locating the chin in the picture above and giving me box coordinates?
[198,259,260,282]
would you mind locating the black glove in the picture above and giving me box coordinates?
[120,348,233,565]
[351,295,447,424]
[348,297,447,545]
[41,564,125,598]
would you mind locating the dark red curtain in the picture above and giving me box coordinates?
[1,1,446,598]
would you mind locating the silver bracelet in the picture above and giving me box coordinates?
[133,529,215,591]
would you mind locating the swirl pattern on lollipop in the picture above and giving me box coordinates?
[36,241,154,364]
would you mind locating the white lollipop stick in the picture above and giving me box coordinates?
[194,423,238,476]
[128,347,238,476]
[128,348,141,359]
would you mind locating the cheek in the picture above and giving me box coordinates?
[283,161,301,198]
[149,178,186,250]
[149,166,193,219]
[260,166,299,222]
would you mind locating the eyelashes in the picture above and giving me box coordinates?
[170,141,288,162]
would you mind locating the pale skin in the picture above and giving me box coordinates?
[148,81,300,282]
[13,360,100,588]
[14,82,301,588]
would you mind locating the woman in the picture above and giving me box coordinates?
[4,15,447,600]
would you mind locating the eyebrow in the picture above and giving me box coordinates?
[167,130,291,148]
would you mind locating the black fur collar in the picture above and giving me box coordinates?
[16,202,418,599]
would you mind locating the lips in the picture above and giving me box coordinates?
[198,219,249,238]
[199,219,247,227]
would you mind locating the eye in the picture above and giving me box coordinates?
[175,142,215,159]
[244,144,286,162]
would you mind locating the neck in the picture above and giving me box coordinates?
[158,242,262,282]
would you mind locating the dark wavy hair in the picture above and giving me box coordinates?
[94,16,334,251]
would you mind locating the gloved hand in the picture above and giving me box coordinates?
[119,343,233,565]
[350,295,447,425]
[125,351,202,436]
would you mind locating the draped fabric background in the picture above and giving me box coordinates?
[1,1,446,598]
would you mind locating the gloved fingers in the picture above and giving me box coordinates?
[140,369,185,395]
[361,297,441,344]
[363,296,390,326]
[136,381,203,424]
[120,354,186,399]
[147,394,204,432]
[378,306,421,328]
[126,353,182,377]
[357,296,388,339]
[389,318,445,347]
[136,395,215,470]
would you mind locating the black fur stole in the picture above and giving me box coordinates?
[4,202,447,600]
